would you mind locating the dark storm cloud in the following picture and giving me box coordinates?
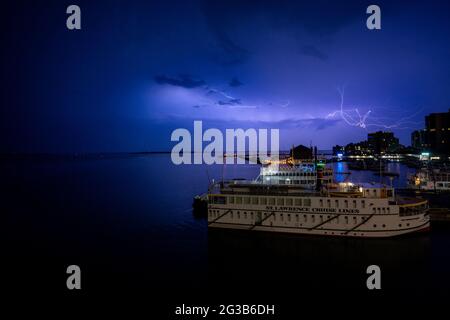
[200,0,364,67]
[217,98,242,106]
[209,30,249,66]
[154,74,205,88]
[229,77,243,87]
[299,45,328,61]
[201,0,250,65]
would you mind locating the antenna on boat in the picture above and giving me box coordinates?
[221,160,225,186]
[206,167,211,190]
[379,155,382,185]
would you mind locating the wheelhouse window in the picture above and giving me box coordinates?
[210,195,226,204]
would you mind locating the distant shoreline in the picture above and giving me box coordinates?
[0,150,333,159]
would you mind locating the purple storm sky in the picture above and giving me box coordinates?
[2,0,450,152]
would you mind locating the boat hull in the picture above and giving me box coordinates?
[209,220,430,238]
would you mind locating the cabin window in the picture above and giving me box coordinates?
[319,199,323,207]
[244,197,250,204]
[382,208,386,214]
[335,200,339,208]
[244,212,247,219]
[304,199,311,206]
[237,212,240,219]
[353,200,357,209]
[296,214,299,222]
[251,212,254,219]
[280,214,284,221]
[387,208,390,214]
[344,200,348,208]
[304,215,307,222]
[268,198,275,205]
[286,198,293,206]
[252,197,259,205]
[288,214,291,222]
[295,198,302,206]
[229,197,234,204]
[372,208,376,214]
[345,216,348,224]
[327,199,331,208]
[236,197,242,204]
[260,197,267,205]
[211,196,226,204]
[312,215,315,223]
[361,200,365,208]
[277,198,285,206]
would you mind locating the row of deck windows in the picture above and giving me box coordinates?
[270,172,316,177]
[221,196,378,210]
[319,199,366,209]
[227,196,311,207]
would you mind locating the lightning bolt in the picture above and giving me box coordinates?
[326,86,422,130]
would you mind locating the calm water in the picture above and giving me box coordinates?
[3,154,449,307]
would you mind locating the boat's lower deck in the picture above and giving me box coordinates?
[208,207,430,238]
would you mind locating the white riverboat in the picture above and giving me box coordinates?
[207,162,429,238]
[409,168,450,192]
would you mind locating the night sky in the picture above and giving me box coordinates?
[2,0,450,153]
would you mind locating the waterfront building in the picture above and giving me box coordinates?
[423,109,450,155]
[367,131,399,155]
